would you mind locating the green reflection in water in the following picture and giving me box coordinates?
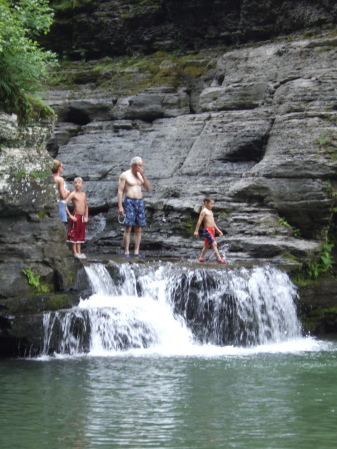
[1,347,337,449]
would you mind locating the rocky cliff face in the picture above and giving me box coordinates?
[44,34,337,263]
[43,0,337,59]
[0,113,79,355]
[2,3,337,357]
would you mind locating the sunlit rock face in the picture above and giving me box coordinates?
[44,35,337,261]
[0,113,76,299]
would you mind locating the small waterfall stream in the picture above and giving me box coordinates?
[42,263,302,356]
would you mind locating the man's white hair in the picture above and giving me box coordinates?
[130,156,143,166]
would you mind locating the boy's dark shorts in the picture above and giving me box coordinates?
[67,214,86,243]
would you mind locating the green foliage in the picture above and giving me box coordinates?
[45,50,215,96]
[22,266,53,293]
[39,284,52,293]
[30,170,51,180]
[278,217,291,228]
[14,169,51,181]
[326,211,337,270]
[23,95,56,121]
[14,169,27,180]
[22,267,41,289]
[182,213,199,237]
[47,294,71,309]
[279,217,302,237]
[0,0,58,122]
[50,0,93,10]
[304,242,334,280]
[318,131,330,146]
[316,131,337,158]
[293,228,301,238]
[133,0,160,5]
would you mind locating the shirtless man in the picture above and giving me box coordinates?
[193,197,226,263]
[66,177,89,259]
[118,156,151,257]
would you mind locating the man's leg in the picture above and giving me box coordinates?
[133,226,142,255]
[124,226,132,255]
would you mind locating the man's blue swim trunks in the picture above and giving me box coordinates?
[124,198,147,227]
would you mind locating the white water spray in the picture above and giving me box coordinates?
[41,263,304,356]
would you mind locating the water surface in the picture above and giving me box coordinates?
[2,263,336,448]
[1,340,337,449]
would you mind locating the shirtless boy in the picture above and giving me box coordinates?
[193,197,226,264]
[117,156,151,257]
[52,160,70,223]
[66,177,89,259]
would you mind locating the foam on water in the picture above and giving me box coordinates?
[77,293,328,358]
[78,293,193,355]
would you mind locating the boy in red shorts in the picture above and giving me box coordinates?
[66,177,89,259]
[193,197,226,264]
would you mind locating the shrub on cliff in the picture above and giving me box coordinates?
[0,0,57,122]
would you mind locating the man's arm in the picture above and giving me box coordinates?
[117,175,126,214]
[137,166,151,191]
[141,172,151,191]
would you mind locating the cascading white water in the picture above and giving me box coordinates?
[41,263,303,356]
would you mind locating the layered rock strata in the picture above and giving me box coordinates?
[45,35,337,262]
[42,0,337,59]
[0,113,78,355]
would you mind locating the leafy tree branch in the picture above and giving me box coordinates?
[0,0,57,122]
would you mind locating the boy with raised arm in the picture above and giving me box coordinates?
[66,177,88,259]
[193,197,227,264]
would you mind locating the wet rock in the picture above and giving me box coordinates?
[112,89,191,121]
[40,0,337,59]
[297,276,337,335]
[0,113,77,301]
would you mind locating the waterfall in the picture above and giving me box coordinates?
[41,263,302,356]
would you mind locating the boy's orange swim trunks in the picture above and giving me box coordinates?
[203,227,216,246]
